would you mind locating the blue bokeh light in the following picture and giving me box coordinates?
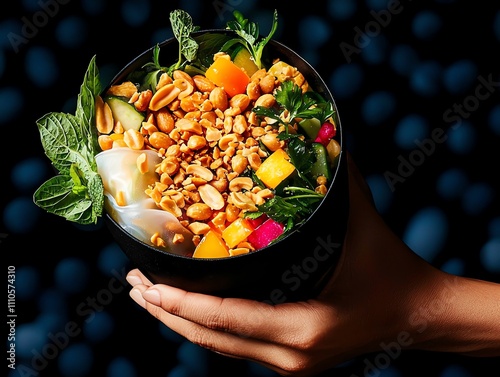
[81,0,107,15]
[0,19,22,49]
[83,310,115,343]
[361,34,389,65]
[403,207,449,262]
[0,86,23,125]
[489,217,500,238]
[442,59,478,95]
[410,60,443,97]
[159,323,185,344]
[55,16,88,48]
[25,46,59,87]
[38,288,68,314]
[439,364,473,377]
[54,257,90,294]
[446,121,476,155]
[495,10,500,41]
[329,63,364,99]
[177,341,209,376]
[15,265,40,300]
[461,182,495,216]
[11,157,49,193]
[15,322,48,360]
[107,356,138,377]
[97,242,131,277]
[327,0,358,20]
[298,16,332,49]
[121,0,151,27]
[488,104,500,135]
[389,44,420,77]
[58,342,94,377]
[412,10,442,40]
[3,196,41,234]
[0,49,4,77]
[361,90,396,127]
[480,237,500,273]
[393,114,430,150]
[436,168,469,200]
[365,0,391,11]
[440,257,465,275]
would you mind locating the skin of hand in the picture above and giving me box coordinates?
[126,153,500,376]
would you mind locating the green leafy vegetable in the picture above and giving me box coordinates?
[135,44,168,92]
[225,9,279,69]
[168,9,200,73]
[254,80,335,130]
[33,56,104,225]
[251,186,324,232]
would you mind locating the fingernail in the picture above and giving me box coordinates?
[129,288,146,308]
[142,288,161,306]
[126,274,142,287]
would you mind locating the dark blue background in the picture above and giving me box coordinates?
[2,1,499,376]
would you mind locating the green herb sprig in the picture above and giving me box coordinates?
[224,9,279,69]
[33,56,104,225]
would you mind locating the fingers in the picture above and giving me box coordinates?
[126,271,327,345]
[127,282,301,374]
[126,268,153,286]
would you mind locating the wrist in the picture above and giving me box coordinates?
[404,271,500,356]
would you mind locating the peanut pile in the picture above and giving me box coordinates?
[95,54,326,255]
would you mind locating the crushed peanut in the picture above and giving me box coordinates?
[97,58,330,253]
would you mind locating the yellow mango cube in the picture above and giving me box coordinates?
[255,148,295,189]
[193,230,230,259]
[222,218,254,249]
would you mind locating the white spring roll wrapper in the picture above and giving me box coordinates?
[95,148,195,256]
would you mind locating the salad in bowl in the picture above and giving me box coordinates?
[34,9,348,301]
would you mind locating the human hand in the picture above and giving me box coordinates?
[126,153,500,376]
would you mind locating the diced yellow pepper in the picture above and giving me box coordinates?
[222,218,254,249]
[192,230,230,259]
[255,148,295,189]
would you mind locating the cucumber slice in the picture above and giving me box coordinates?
[233,47,259,77]
[299,118,321,140]
[104,96,145,131]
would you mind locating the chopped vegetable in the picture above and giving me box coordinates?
[192,230,229,258]
[247,218,285,249]
[310,142,332,181]
[314,122,336,146]
[221,218,254,248]
[298,117,321,140]
[232,46,259,77]
[255,148,296,189]
[205,57,249,97]
[105,96,145,131]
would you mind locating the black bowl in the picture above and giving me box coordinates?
[104,30,349,303]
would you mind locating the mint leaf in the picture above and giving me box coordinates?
[76,55,100,165]
[33,172,102,224]
[33,57,104,225]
